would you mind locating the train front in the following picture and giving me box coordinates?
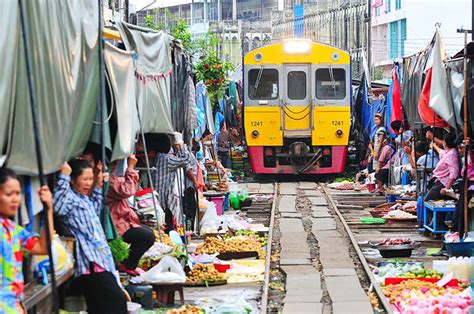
[243,39,351,175]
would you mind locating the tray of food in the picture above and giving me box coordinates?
[369,239,419,258]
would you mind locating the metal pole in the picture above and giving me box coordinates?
[367,0,372,78]
[18,1,58,312]
[462,30,469,236]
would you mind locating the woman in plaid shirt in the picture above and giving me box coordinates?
[54,160,127,314]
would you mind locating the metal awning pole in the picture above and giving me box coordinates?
[18,1,58,312]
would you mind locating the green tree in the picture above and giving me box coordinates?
[171,20,193,51]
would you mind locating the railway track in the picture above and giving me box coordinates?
[264,181,403,313]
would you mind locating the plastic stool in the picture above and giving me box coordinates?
[152,284,185,305]
[125,284,153,310]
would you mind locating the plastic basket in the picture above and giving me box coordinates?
[445,241,474,257]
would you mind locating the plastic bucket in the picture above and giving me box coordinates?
[127,302,142,314]
[210,196,225,216]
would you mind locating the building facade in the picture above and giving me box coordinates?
[371,0,471,76]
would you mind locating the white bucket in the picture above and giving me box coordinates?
[127,302,142,314]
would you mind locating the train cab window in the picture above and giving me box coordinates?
[316,68,346,100]
[248,68,279,100]
[287,71,307,100]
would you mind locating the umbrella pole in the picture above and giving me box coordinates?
[18,1,58,312]
[98,0,109,228]
[462,30,470,236]
[134,106,163,243]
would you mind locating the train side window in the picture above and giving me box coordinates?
[248,68,279,100]
[315,68,346,100]
[287,71,307,100]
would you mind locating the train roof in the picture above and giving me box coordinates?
[244,39,350,65]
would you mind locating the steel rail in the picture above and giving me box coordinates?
[260,183,278,313]
[320,184,393,314]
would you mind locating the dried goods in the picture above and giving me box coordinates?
[186,264,225,283]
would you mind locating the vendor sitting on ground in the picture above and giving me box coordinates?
[54,160,127,314]
[424,132,460,202]
[374,136,396,193]
[107,154,154,276]
[0,168,54,314]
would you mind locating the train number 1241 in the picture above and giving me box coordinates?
[251,121,263,127]
[331,120,343,126]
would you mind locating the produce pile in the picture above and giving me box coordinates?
[233,230,268,247]
[377,239,415,246]
[382,280,472,313]
[382,209,417,219]
[373,262,424,283]
[154,230,176,247]
[166,305,204,314]
[186,264,226,283]
[196,236,265,259]
[397,269,443,279]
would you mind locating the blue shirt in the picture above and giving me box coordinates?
[53,174,116,278]
[417,149,440,170]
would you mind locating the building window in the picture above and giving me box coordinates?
[389,19,407,60]
[396,0,401,10]
[400,18,407,56]
[386,0,391,13]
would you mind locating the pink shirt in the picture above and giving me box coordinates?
[107,169,141,236]
[433,148,459,187]
[378,145,395,170]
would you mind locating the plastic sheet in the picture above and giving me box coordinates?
[5,0,99,175]
[116,21,174,134]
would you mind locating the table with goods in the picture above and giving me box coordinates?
[123,190,272,313]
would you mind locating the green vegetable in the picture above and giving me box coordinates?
[109,237,130,263]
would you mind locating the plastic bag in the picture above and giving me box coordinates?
[131,256,185,284]
[31,235,74,282]
[200,201,219,235]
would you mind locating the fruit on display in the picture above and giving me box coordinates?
[373,262,424,282]
[377,238,414,246]
[196,236,265,259]
[234,229,268,247]
[382,280,464,303]
[154,230,176,247]
[186,264,226,283]
[397,269,444,279]
[166,305,204,314]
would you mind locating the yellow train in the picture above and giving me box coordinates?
[243,39,351,174]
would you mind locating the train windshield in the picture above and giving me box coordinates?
[248,68,279,100]
[287,71,307,100]
[315,68,346,100]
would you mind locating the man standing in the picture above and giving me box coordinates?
[150,133,193,231]
[217,123,231,168]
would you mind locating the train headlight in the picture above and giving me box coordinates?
[335,129,344,138]
[252,130,260,138]
[283,39,311,54]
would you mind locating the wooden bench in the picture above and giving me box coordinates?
[24,269,73,312]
